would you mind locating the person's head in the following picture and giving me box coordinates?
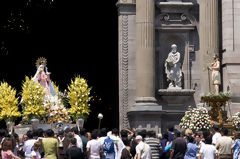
[33,141,41,151]
[67,132,73,139]
[122,137,130,146]
[205,135,212,144]
[38,128,44,137]
[100,128,107,137]
[80,128,87,136]
[185,128,193,137]
[91,130,98,140]
[213,54,219,61]
[220,128,228,136]
[86,132,91,140]
[13,133,19,142]
[112,128,119,136]
[2,139,12,151]
[140,130,147,139]
[26,130,34,139]
[168,127,174,132]
[211,125,219,134]
[235,131,240,140]
[202,130,210,140]
[174,130,181,139]
[45,129,54,137]
[147,131,156,138]
[23,134,28,141]
[33,129,39,138]
[135,135,143,144]
[187,136,194,143]
[58,130,64,136]
[71,127,79,135]
[163,133,168,140]
[120,130,128,138]
[171,44,177,53]
[70,137,77,146]
[195,134,201,144]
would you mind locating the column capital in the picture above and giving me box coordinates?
[116,1,136,15]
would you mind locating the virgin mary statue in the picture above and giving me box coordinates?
[33,57,56,96]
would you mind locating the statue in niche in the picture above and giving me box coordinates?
[165,44,182,89]
[208,54,221,94]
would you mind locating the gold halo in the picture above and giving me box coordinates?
[36,57,47,69]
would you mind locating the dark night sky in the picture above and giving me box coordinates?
[0,0,119,130]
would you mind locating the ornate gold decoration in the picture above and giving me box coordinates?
[36,57,47,68]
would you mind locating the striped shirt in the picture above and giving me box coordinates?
[145,137,161,159]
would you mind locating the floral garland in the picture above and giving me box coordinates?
[68,76,92,121]
[179,107,212,131]
[44,95,69,123]
[0,82,21,122]
[230,112,240,130]
[21,76,46,120]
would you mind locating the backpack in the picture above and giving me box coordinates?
[103,136,115,154]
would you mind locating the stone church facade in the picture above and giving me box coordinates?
[117,0,240,133]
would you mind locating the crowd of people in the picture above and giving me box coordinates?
[0,125,240,159]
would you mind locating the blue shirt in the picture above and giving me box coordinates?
[233,139,240,159]
[184,143,198,159]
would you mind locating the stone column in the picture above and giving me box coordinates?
[117,0,136,130]
[199,0,219,94]
[135,0,157,105]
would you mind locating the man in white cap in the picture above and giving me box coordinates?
[135,135,152,159]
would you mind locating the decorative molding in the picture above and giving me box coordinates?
[119,15,129,129]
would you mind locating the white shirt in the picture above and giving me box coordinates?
[31,150,41,159]
[200,144,216,159]
[74,135,83,150]
[23,139,37,158]
[136,141,151,159]
[86,139,102,159]
[110,135,125,159]
[212,132,221,145]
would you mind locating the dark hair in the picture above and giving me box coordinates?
[71,127,79,135]
[142,130,147,139]
[235,131,240,139]
[91,130,98,139]
[67,132,73,138]
[121,130,128,138]
[122,137,130,146]
[58,130,64,136]
[212,125,219,132]
[33,129,39,137]
[80,128,86,136]
[112,128,119,136]
[168,127,174,132]
[13,133,19,140]
[221,128,228,136]
[187,136,194,143]
[100,128,107,137]
[163,133,168,139]
[26,130,34,139]
[147,131,155,138]
[205,135,212,144]
[45,129,54,137]
[202,130,210,140]
[2,139,12,151]
[38,128,44,137]
[70,138,77,145]
[174,130,181,137]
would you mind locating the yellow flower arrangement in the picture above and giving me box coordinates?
[68,76,92,120]
[51,81,60,94]
[21,76,46,120]
[0,82,21,122]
